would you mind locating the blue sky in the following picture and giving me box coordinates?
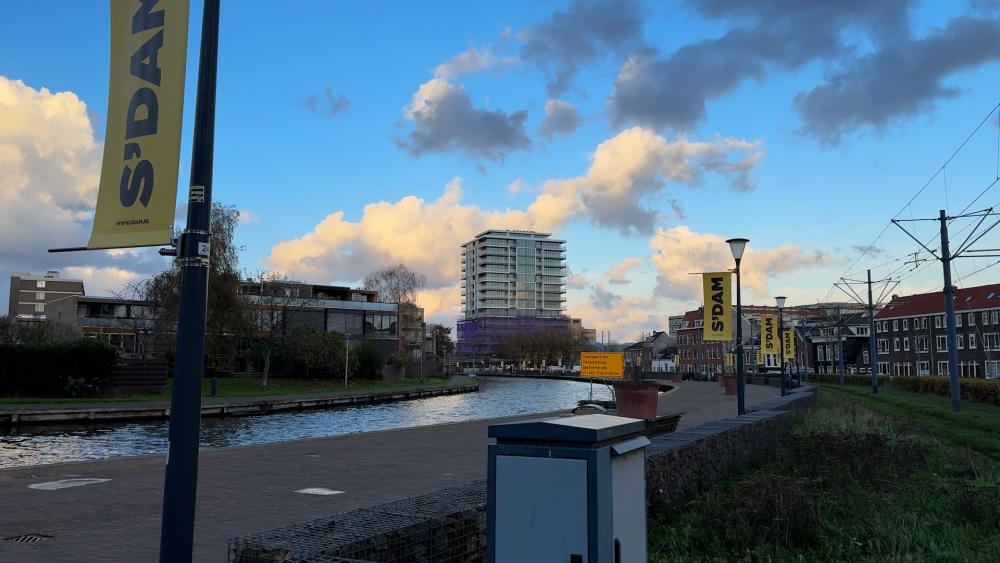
[3,0,1000,338]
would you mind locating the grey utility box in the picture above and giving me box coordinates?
[486,414,650,563]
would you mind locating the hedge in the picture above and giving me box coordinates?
[813,372,1000,407]
[0,340,121,398]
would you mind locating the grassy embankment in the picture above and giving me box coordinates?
[0,377,450,405]
[648,385,1000,562]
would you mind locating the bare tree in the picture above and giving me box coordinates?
[107,277,171,359]
[362,263,427,369]
[244,269,291,386]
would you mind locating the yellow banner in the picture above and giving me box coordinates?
[761,315,778,357]
[725,353,735,366]
[702,272,732,341]
[756,349,763,365]
[783,328,796,361]
[580,352,624,378]
[88,0,190,249]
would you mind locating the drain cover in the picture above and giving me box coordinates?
[28,478,111,490]
[295,488,344,496]
[4,534,51,543]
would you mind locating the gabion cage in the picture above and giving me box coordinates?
[229,480,487,563]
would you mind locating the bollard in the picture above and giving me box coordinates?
[210,378,218,398]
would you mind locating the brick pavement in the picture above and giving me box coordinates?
[0,381,778,562]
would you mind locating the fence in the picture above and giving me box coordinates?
[98,358,167,397]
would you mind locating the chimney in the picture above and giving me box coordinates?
[891,294,898,301]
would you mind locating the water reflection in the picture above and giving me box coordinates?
[0,377,613,469]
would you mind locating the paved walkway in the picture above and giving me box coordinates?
[0,381,780,562]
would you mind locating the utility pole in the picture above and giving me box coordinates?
[159,1,221,561]
[939,210,961,412]
[868,269,878,394]
[837,307,844,386]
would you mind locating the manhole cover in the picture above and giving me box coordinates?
[28,478,111,490]
[295,488,344,496]
[4,534,51,543]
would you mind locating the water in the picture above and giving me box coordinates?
[0,377,614,469]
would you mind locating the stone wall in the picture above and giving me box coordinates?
[230,386,818,563]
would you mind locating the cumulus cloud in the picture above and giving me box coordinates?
[239,210,261,225]
[566,271,588,289]
[537,99,584,140]
[648,226,845,301]
[793,15,1000,144]
[505,178,528,195]
[604,257,641,285]
[0,76,170,312]
[396,78,531,165]
[434,46,517,79]
[297,88,350,117]
[534,127,763,236]
[520,0,646,96]
[607,0,1000,141]
[589,282,622,311]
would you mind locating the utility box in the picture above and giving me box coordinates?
[486,414,650,563]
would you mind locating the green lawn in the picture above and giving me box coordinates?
[648,386,1000,562]
[0,377,451,405]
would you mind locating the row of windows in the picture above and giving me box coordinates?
[877,333,1000,353]
[875,360,1000,377]
[877,310,1000,333]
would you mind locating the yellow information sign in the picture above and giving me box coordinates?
[88,0,190,249]
[580,352,624,378]
[726,353,735,366]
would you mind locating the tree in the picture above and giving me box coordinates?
[429,323,455,358]
[362,263,427,368]
[244,269,291,386]
[107,277,173,359]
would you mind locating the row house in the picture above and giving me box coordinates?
[874,283,1000,378]
[798,315,873,374]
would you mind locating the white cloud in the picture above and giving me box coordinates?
[239,209,261,225]
[434,46,517,79]
[604,257,642,285]
[648,226,845,301]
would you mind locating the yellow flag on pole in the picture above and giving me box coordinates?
[702,272,732,341]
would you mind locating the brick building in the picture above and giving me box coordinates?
[873,283,1000,378]
[8,271,84,321]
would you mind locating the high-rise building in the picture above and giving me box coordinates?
[457,230,569,363]
[8,271,85,321]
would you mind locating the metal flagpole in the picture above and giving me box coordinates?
[158,0,221,561]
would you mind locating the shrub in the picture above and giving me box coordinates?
[0,339,120,398]
[812,373,1000,406]
[810,373,891,387]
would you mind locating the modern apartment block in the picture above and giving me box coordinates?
[8,271,85,321]
[457,230,569,363]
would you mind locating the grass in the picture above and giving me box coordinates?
[647,386,1000,562]
[0,377,451,405]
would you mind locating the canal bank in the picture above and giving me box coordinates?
[0,378,478,426]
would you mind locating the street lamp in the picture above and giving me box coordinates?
[775,296,787,397]
[726,237,749,416]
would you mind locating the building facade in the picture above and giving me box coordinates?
[8,271,84,321]
[457,230,569,363]
[874,284,1000,378]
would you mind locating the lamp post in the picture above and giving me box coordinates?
[726,237,749,416]
[775,296,787,397]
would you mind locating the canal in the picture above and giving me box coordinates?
[0,376,614,469]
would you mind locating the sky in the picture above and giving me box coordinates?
[3,0,1000,340]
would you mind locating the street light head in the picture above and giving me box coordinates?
[775,296,787,309]
[726,238,750,260]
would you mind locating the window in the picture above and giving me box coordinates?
[33,303,44,312]
[863,351,870,365]
[903,319,909,330]
[893,338,900,351]
[877,339,889,354]
[856,326,869,336]
[956,314,962,327]
[957,334,964,349]
[893,320,899,331]
[918,361,930,375]
[903,337,910,351]
[970,334,977,349]
[878,362,890,375]
[35,292,44,300]
[937,361,949,376]
[935,316,942,328]
[993,311,999,325]
[921,317,928,329]
[817,347,826,361]
[969,312,976,326]
[983,311,990,325]
[936,335,948,352]
[36,280,45,289]
[987,361,1000,378]
[984,333,1000,351]
[917,336,930,352]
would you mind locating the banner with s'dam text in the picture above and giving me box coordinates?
[702,272,732,341]
[88,0,189,249]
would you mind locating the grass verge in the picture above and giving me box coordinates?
[0,377,451,405]
[647,387,1000,562]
